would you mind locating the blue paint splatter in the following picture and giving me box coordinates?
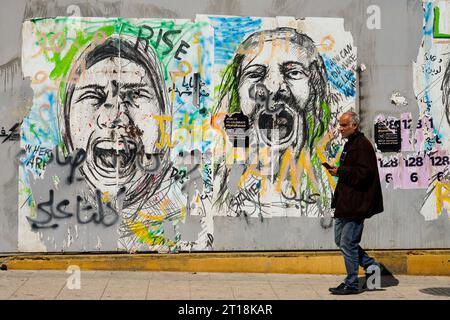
[423,2,434,36]
[207,16,262,66]
[321,54,356,97]
[21,89,61,154]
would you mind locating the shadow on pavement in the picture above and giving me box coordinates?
[358,263,400,290]
[419,288,450,297]
[379,263,400,288]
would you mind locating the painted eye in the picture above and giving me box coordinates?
[75,91,105,106]
[286,70,306,80]
[80,93,100,100]
[243,66,266,82]
[129,89,150,100]
[131,90,141,99]
[248,72,263,79]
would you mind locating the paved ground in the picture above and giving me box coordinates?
[0,270,449,300]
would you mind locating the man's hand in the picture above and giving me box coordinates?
[328,166,339,177]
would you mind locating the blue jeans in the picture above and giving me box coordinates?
[334,218,376,289]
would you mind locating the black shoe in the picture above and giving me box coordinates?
[329,282,346,292]
[329,284,360,295]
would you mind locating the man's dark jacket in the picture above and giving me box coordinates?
[331,131,383,219]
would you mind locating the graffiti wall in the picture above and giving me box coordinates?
[200,15,356,224]
[19,15,357,252]
[408,1,450,222]
[20,17,215,252]
[0,0,446,253]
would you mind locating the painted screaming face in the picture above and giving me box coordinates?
[62,37,168,193]
[237,34,314,151]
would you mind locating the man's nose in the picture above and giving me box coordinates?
[97,97,131,129]
[263,72,285,95]
[111,101,132,128]
[262,73,289,113]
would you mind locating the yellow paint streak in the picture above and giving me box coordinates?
[275,149,319,195]
[137,211,165,222]
[128,221,152,243]
[201,118,211,141]
[275,147,301,194]
[180,206,186,220]
[153,115,174,149]
[239,164,267,196]
[315,130,337,190]
[435,181,450,216]
[125,219,167,246]
[101,192,110,204]
[174,113,202,147]
[301,151,320,193]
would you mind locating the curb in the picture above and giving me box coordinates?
[1,250,449,275]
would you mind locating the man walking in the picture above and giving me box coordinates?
[326,111,384,295]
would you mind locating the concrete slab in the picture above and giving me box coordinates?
[10,277,66,300]
[0,277,28,299]
[231,284,278,300]
[0,270,448,300]
[147,280,191,300]
[57,278,109,300]
[101,279,149,300]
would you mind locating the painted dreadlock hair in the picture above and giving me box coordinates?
[213,28,334,227]
[215,27,331,153]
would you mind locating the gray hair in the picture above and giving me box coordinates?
[343,111,360,126]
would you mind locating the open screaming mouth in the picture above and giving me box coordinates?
[93,139,137,170]
[257,106,295,146]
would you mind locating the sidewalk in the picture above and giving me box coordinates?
[0,270,449,300]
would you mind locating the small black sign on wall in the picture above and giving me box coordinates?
[224,112,250,148]
[374,120,401,152]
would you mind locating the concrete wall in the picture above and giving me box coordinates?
[1,0,449,253]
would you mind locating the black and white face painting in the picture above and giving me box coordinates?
[61,37,170,197]
[234,28,328,156]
